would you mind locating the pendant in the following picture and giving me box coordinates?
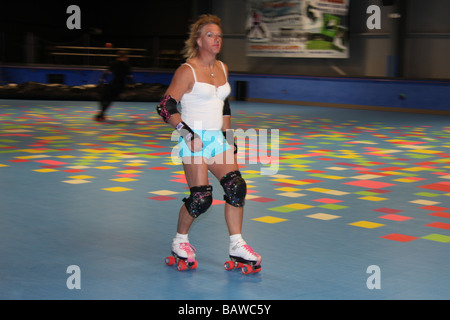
[210,73,214,77]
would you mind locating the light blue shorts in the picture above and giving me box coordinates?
[178,130,231,159]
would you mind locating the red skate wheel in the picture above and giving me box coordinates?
[177,260,187,271]
[189,260,198,270]
[224,261,235,271]
[242,265,253,275]
[165,256,175,266]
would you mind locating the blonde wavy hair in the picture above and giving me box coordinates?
[182,14,222,60]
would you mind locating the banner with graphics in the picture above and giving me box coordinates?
[246,0,350,58]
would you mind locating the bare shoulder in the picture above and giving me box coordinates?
[173,63,194,81]
[166,63,195,100]
[218,60,229,73]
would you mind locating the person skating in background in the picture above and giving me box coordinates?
[94,50,134,121]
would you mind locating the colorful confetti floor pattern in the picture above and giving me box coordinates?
[1,99,449,299]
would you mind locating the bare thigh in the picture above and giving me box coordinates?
[182,148,238,187]
[182,156,210,187]
[207,148,239,181]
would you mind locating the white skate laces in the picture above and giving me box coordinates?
[230,240,262,265]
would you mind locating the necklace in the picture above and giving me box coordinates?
[209,63,215,78]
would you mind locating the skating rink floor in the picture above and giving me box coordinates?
[1,99,449,300]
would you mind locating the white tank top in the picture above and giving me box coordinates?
[180,61,231,131]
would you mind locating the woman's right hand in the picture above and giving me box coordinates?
[189,136,203,152]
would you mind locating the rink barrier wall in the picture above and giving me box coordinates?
[1,65,449,114]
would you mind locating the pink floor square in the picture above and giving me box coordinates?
[378,214,413,221]
[313,198,343,204]
[344,180,396,189]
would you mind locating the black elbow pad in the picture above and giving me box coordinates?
[156,95,179,122]
[223,98,231,116]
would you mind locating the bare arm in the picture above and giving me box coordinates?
[157,64,202,152]
[163,64,193,129]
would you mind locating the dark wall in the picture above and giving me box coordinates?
[0,1,195,38]
[0,1,210,65]
[2,0,450,79]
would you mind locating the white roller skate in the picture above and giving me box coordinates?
[165,239,198,271]
[224,239,262,274]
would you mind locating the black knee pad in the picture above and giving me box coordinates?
[183,185,213,218]
[220,171,246,207]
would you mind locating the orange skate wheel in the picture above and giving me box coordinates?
[177,260,187,271]
[165,256,175,266]
[224,261,235,270]
[242,265,253,275]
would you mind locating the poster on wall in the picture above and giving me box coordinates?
[246,0,350,58]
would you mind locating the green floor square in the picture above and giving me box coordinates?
[318,204,349,210]
[422,234,450,243]
[268,206,301,213]
[414,192,441,197]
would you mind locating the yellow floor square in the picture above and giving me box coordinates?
[349,221,385,229]
[34,168,58,173]
[252,216,288,224]
[109,142,135,146]
[245,194,261,200]
[272,179,312,185]
[110,178,138,182]
[275,187,303,192]
[18,149,50,154]
[393,178,419,183]
[68,175,95,179]
[241,170,262,174]
[317,175,346,180]
[285,203,314,210]
[358,196,388,201]
[102,187,133,192]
